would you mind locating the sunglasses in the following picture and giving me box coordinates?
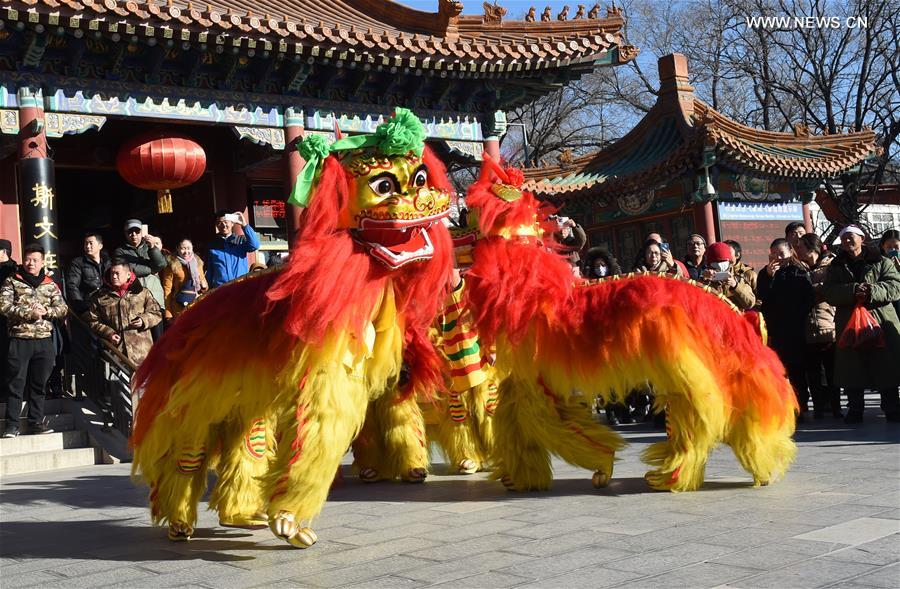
[126,227,142,234]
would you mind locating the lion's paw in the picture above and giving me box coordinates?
[270,511,318,549]
[167,521,193,542]
[457,459,479,475]
[403,467,428,483]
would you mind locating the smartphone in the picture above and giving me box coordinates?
[223,213,241,223]
[660,242,670,252]
[712,271,730,281]
[888,249,899,258]
[140,224,149,237]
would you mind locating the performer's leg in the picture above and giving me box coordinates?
[532,380,624,488]
[642,391,722,492]
[149,439,210,541]
[376,391,428,482]
[489,377,552,491]
[264,365,369,548]
[435,388,487,474]
[470,379,498,470]
[351,402,385,483]
[728,404,797,487]
[209,416,271,528]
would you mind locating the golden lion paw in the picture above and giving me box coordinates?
[403,467,428,483]
[270,511,318,549]
[592,469,610,489]
[167,521,193,542]
[457,459,479,475]
[592,453,615,488]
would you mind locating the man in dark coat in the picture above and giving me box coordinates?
[756,238,815,420]
[823,225,900,423]
[66,232,110,315]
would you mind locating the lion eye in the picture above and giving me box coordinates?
[413,169,428,188]
[369,175,398,196]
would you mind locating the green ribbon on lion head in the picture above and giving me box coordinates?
[288,108,427,207]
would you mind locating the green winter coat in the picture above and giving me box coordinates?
[822,247,900,389]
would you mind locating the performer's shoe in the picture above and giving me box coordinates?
[271,511,317,549]
[403,467,428,483]
[359,467,380,483]
[457,459,478,475]
[1,426,18,438]
[219,512,268,529]
[167,521,193,542]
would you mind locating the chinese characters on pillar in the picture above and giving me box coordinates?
[30,183,58,270]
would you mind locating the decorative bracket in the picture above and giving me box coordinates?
[232,126,286,150]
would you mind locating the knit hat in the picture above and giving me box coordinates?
[0,239,11,256]
[706,242,732,263]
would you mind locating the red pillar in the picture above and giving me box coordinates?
[16,87,60,276]
[0,159,21,261]
[284,108,305,248]
[693,201,717,245]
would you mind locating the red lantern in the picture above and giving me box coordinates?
[116,133,206,214]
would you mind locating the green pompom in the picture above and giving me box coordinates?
[374,107,426,157]
[297,134,331,161]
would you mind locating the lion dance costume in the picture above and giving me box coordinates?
[463,156,798,492]
[131,109,453,548]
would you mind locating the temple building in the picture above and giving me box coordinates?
[522,53,881,270]
[0,0,637,269]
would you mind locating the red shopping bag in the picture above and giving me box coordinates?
[838,305,885,349]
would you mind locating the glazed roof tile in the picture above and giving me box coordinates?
[523,53,880,201]
[4,0,638,75]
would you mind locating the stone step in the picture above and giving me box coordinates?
[0,429,88,456]
[0,413,75,433]
[0,447,99,477]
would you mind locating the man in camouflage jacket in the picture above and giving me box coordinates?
[0,243,68,437]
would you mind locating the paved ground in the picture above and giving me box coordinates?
[2,402,899,589]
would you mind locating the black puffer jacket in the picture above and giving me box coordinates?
[66,253,110,314]
[756,262,815,366]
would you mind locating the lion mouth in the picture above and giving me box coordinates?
[353,216,444,269]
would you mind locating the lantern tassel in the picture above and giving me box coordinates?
[157,189,173,214]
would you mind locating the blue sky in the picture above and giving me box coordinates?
[399,0,575,17]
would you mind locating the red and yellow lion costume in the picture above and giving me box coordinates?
[131,109,453,548]
[463,157,798,492]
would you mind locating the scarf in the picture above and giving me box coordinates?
[104,270,136,298]
[177,254,201,292]
[18,267,45,289]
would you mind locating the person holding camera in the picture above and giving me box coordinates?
[756,238,815,420]
[114,219,166,341]
[699,242,756,310]
[635,239,683,276]
[206,210,260,289]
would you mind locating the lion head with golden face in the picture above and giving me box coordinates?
[340,148,451,269]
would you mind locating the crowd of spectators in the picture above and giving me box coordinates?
[579,223,900,427]
[0,211,260,438]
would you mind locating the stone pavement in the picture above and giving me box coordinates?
[1,404,898,589]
